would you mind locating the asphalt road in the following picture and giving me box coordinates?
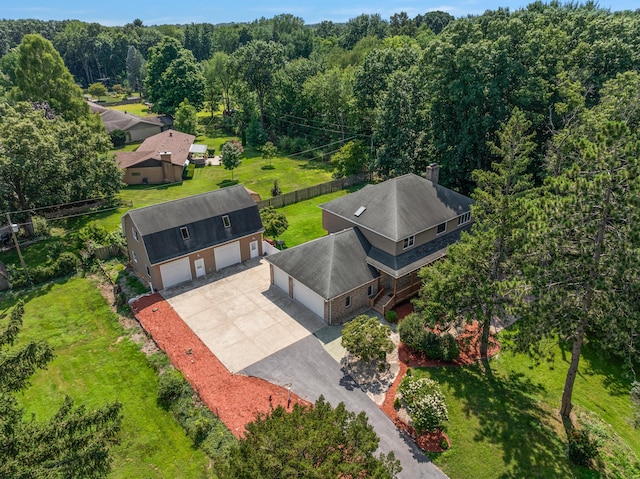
[241,334,449,479]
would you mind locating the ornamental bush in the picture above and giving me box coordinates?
[398,376,449,433]
[398,313,460,361]
[567,429,599,466]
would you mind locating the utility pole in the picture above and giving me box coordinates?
[5,212,31,286]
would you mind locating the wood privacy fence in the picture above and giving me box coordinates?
[256,172,370,209]
[93,244,127,260]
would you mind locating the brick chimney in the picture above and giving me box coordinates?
[426,163,440,184]
[160,151,172,163]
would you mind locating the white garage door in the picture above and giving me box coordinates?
[214,241,241,271]
[273,266,289,294]
[160,257,192,289]
[293,280,325,319]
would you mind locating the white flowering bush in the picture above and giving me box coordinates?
[398,376,449,433]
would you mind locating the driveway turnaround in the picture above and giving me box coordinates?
[162,258,326,372]
[242,335,448,479]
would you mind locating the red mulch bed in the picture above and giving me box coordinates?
[132,293,310,438]
[379,302,500,452]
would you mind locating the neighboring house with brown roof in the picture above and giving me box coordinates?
[122,185,264,291]
[265,167,474,324]
[89,101,170,143]
[117,130,195,185]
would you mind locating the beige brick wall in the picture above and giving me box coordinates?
[328,279,378,325]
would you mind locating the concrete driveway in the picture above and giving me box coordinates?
[163,257,447,478]
[162,258,326,372]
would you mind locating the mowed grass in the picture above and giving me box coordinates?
[414,339,639,479]
[276,184,367,248]
[1,278,210,478]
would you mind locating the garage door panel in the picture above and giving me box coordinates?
[293,280,325,319]
[273,266,289,293]
[214,241,241,271]
[160,257,192,289]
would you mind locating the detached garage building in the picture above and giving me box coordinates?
[122,185,264,291]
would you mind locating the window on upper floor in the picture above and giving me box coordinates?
[458,212,471,225]
[132,250,138,263]
[222,215,231,228]
[403,235,415,249]
[437,222,447,235]
[132,228,139,241]
[180,226,190,240]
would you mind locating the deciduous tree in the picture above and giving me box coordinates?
[259,206,288,240]
[14,34,90,121]
[174,98,198,135]
[220,140,243,180]
[341,315,394,364]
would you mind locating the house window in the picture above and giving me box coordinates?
[131,172,141,177]
[222,215,231,228]
[132,251,138,263]
[368,285,374,297]
[458,212,471,225]
[403,235,415,249]
[180,226,190,240]
[146,265,151,277]
[132,228,139,241]
[436,222,447,235]
[345,296,352,308]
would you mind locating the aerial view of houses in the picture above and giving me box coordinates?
[1,3,639,479]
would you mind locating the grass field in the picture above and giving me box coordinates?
[415,340,639,479]
[1,278,212,478]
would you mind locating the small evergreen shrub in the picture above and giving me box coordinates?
[157,368,190,408]
[398,313,427,351]
[568,429,599,466]
[385,310,398,323]
[110,129,127,147]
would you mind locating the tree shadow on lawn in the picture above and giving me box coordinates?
[579,342,634,398]
[425,364,574,479]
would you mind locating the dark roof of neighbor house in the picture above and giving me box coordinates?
[319,173,473,241]
[116,129,195,169]
[124,185,263,264]
[367,223,473,278]
[88,101,163,132]
[266,228,379,300]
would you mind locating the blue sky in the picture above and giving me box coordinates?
[3,1,639,26]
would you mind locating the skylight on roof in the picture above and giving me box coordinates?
[354,206,366,217]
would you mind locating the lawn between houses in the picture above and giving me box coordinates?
[415,340,639,479]
[0,278,214,478]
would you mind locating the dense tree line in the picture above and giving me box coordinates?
[4,6,637,193]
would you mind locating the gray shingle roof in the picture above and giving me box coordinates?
[266,228,379,300]
[367,223,473,277]
[319,173,473,241]
[88,101,163,132]
[125,185,263,264]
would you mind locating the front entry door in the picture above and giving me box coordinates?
[194,258,205,278]
[250,240,259,258]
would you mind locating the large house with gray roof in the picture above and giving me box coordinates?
[122,185,264,291]
[265,168,473,324]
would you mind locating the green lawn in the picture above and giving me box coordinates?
[1,278,212,478]
[109,102,154,117]
[414,340,639,479]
